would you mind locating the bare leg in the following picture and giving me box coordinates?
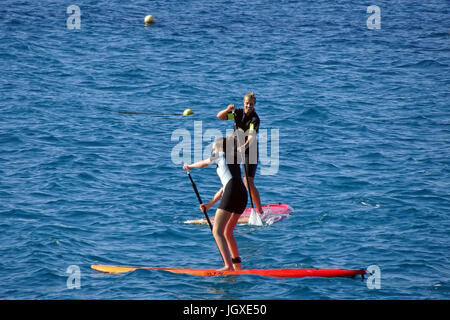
[224,213,242,270]
[243,176,263,214]
[212,209,233,271]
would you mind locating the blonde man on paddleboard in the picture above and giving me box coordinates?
[217,92,263,215]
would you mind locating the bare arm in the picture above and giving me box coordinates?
[183,158,212,171]
[200,188,224,212]
[238,132,257,151]
[217,104,235,120]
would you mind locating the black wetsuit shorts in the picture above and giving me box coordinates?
[218,178,248,214]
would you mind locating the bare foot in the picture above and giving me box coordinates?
[233,263,242,271]
[217,266,234,271]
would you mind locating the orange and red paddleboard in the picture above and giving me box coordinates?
[91,264,366,278]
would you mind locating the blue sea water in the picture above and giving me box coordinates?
[0,0,449,300]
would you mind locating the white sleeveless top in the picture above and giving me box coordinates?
[209,152,232,187]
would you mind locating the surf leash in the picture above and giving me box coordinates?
[117,108,194,116]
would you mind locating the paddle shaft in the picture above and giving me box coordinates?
[187,171,213,231]
[233,111,255,210]
[186,171,226,265]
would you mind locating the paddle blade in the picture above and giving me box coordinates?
[248,208,263,226]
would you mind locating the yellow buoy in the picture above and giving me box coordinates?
[183,109,194,116]
[144,15,156,25]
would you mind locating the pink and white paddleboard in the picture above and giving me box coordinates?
[184,203,293,225]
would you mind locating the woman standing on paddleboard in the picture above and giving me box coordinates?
[217,92,263,215]
[183,137,247,271]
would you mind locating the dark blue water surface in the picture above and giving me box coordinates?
[1,0,449,299]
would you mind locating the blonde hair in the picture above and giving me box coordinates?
[214,136,235,153]
[213,136,237,163]
[243,92,256,105]
[213,137,226,152]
